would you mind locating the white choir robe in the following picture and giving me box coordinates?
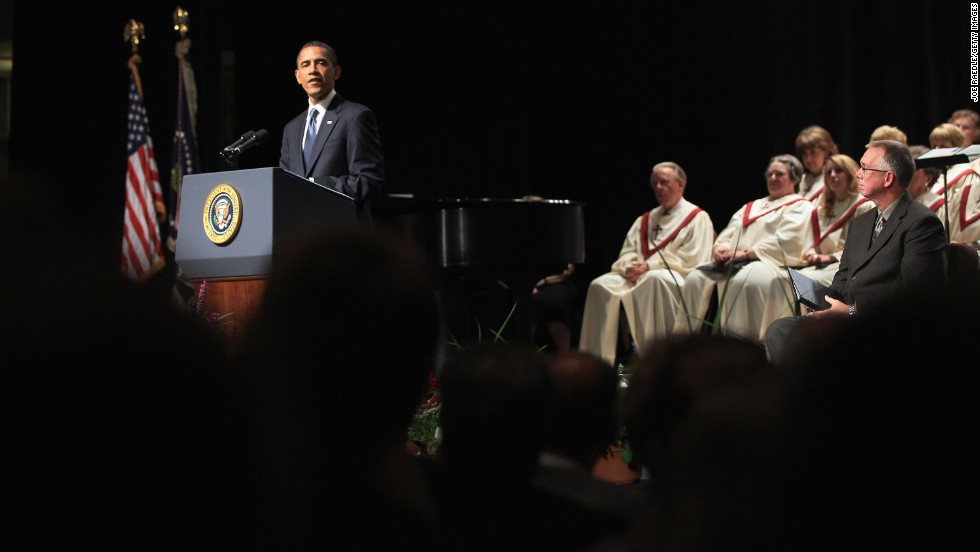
[792,194,875,290]
[914,189,947,224]
[946,173,980,244]
[932,162,974,196]
[674,194,814,342]
[799,173,825,202]
[578,198,714,364]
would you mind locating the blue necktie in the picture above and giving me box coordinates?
[303,109,319,166]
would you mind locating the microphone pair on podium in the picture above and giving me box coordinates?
[221,129,269,158]
[219,129,268,168]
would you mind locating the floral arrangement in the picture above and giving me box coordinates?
[192,280,236,330]
[408,370,442,458]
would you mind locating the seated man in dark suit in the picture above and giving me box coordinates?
[765,140,948,364]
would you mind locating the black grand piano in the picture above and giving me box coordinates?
[373,195,586,344]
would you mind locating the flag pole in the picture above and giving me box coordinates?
[124,19,145,99]
[123,20,166,224]
[121,18,166,282]
[169,6,203,309]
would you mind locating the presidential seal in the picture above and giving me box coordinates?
[203,184,242,245]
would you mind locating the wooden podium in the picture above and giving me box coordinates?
[175,167,359,349]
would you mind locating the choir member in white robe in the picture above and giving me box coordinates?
[945,163,980,246]
[674,154,814,342]
[787,154,875,289]
[795,125,838,202]
[929,123,974,197]
[578,162,714,364]
[931,162,974,198]
[908,145,947,221]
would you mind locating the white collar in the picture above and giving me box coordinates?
[309,88,338,115]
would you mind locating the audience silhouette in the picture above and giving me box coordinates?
[605,334,778,551]
[533,350,651,548]
[423,341,555,550]
[773,284,975,549]
[3,171,254,549]
[233,222,445,550]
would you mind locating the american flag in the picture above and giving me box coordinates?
[121,73,166,281]
[168,38,201,255]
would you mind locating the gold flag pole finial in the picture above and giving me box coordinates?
[173,7,190,39]
[124,19,146,99]
[124,19,145,54]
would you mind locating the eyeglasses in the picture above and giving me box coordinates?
[858,165,889,175]
[765,170,788,178]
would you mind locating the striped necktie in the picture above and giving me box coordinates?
[303,109,319,165]
[872,213,885,242]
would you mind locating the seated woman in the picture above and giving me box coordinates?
[929,123,974,196]
[791,154,875,287]
[674,154,814,342]
[908,145,947,216]
[795,125,838,201]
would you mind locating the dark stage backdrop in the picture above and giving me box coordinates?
[9,1,972,290]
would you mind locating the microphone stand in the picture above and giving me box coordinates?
[218,129,268,170]
[220,148,241,170]
[940,166,952,244]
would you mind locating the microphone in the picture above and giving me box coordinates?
[225,129,269,156]
[222,130,256,153]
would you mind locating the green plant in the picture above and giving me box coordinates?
[445,302,517,349]
[663,230,748,338]
[684,207,804,339]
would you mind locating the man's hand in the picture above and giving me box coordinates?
[806,296,850,318]
[805,252,832,266]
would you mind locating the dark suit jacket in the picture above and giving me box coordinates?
[830,192,947,312]
[279,94,384,207]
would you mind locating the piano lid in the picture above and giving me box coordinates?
[373,196,586,270]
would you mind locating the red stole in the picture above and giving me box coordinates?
[809,197,871,246]
[742,197,806,228]
[935,167,977,195]
[640,207,703,260]
[959,184,980,229]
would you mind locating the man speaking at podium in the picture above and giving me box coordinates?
[280,41,385,217]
